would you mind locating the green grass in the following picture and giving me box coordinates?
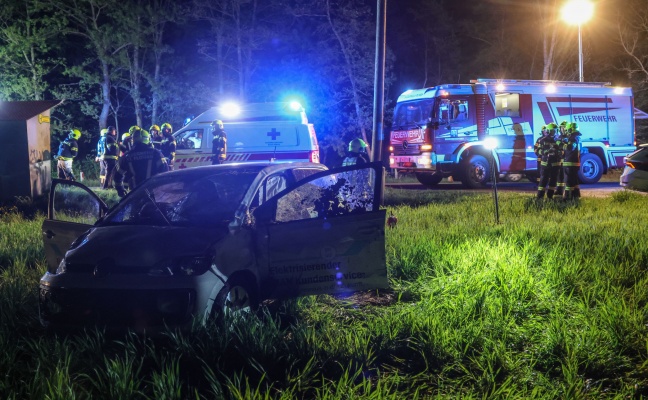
[0,190,647,398]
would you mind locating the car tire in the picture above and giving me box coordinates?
[415,172,443,187]
[578,153,603,184]
[461,154,490,188]
[211,276,258,321]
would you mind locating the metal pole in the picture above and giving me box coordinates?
[578,23,584,82]
[491,150,500,224]
[371,0,387,162]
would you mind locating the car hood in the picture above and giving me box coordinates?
[64,225,227,269]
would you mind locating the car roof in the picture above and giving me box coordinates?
[152,162,327,181]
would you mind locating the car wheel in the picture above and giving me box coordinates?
[461,154,490,188]
[578,153,603,184]
[211,277,258,321]
[415,172,443,187]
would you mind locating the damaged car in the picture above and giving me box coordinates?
[39,162,388,331]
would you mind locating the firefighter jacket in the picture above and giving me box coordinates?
[160,135,176,163]
[114,142,168,193]
[342,151,370,166]
[103,135,119,160]
[96,135,107,158]
[533,136,544,161]
[211,129,228,161]
[57,138,78,161]
[562,131,582,167]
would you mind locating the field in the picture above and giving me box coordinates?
[0,189,647,399]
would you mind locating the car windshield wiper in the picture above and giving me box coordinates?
[144,188,171,226]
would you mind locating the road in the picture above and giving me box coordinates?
[386,181,624,197]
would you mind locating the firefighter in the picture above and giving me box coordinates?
[120,126,138,155]
[211,120,227,165]
[150,124,162,150]
[533,125,547,174]
[537,123,561,199]
[160,123,176,170]
[555,121,569,196]
[342,138,370,166]
[96,128,108,186]
[56,129,81,181]
[562,122,582,200]
[114,129,168,197]
[102,128,119,189]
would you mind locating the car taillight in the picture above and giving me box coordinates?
[309,150,320,163]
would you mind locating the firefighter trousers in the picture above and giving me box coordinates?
[563,166,580,199]
[102,159,117,189]
[537,164,559,198]
[555,163,565,195]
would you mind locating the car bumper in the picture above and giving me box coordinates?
[389,154,434,170]
[620,167,648,192]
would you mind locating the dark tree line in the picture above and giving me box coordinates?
[0,0,646,164]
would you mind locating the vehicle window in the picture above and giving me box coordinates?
[275,168,376,223]
[52,184,102,224]
[436,98,469,123]
[393,100,433,128]
[291,168,322,182]
[176,129,204,150]
[628,147,648,162]
[265,174,287,200]
[495,93,520,117]
[103,170,258,227]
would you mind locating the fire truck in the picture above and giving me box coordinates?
[388,79,637,188]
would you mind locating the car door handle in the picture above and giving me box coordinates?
[45,230,56,239]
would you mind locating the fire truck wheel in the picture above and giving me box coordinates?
[578,153,603,184]
[415,172,443,187]
[461,154,489,188]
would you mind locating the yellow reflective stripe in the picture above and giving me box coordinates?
[563,162,580,166]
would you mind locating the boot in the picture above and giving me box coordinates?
[555,185,564,196]
[547,189,555,199]
[563,190,572,201]
[573,188,581,199]
[537,189,546,199]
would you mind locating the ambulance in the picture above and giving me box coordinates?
[389,79,638,188]
[173,102,320,169]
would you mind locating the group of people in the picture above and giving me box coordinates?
[56,119,229,197]
[534,121,582,200]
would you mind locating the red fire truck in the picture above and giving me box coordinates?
[388,79,637,187]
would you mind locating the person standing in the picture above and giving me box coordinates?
[537,123,561,199]
[114,129,168,197]
[102,128,119,189]
[555,121,569,196]
[96,128,108,187]
[56,129,81,181]
[562,122,582,200]
[150,125,162,150]
[533,125,547,176]
[342,138,370,166]
[160,123,176,170]
[211,120,227,165]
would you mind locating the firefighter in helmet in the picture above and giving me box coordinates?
[211,120,227,165]
[562,122,582,200]
[120,126,139,155]
[160,123,176,170]
[555,121,569,196]
[114,129,168,197]
[102,127,119,189]
[56,129,81,180]
[533,125,547,174]
[150,124,162,150]
[96,128,108,186]
[342,138,370,166]
[537,123,561,199]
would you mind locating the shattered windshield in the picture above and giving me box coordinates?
[393,100,434,129]
[102,170,259,227]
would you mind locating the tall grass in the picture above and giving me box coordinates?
[0,190,646,398]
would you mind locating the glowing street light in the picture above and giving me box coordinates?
[561,0,594,82]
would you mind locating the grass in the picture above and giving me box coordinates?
[0,189,647,398]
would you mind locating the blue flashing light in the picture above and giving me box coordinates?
[289,101,303,111]
[221,102,241,117]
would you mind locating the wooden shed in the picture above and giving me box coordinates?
[0,100,61,200]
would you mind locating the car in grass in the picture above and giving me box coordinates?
[620,144,648,192]
[39,162,388,331]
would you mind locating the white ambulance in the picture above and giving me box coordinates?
[173,102,320,169]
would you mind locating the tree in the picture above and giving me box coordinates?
[0,0,64,100]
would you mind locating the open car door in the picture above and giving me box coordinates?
[253,162,388,299]
[42,179,108,273]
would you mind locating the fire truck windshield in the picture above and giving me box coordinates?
[393,100,434,129]
[434,98,469,124]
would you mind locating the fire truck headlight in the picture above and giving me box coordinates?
[221,102,241,117]
[389,157,395,165]
[484,137,498,150]
[289,101,303,111]
[388,145,394,152]
[420,144,432,151]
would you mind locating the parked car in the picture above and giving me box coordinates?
[620,144,648,192]
[39,162,388,331]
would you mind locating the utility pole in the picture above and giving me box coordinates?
[371,0,387,162]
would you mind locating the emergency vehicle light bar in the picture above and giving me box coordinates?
[471,78,612,88]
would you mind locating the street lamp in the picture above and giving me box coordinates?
[561,0,594,82]
[484,137,500,224]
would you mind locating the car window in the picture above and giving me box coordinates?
[275,168,376,223]
[103,170,258,227]
[52,183,103,224]
[291,168,322,182]
[176,129,204,150]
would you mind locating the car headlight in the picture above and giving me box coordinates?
[148,256,212,277]
[55,259,67,274]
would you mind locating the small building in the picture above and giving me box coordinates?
[0,100,61,200]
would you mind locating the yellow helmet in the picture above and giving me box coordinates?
[211,120,224,129]
[129,125,141,135]
[149,124,160,133]
[161,123,173,133]
[132,129,151,145]
[69,129,82,140]
[122,132,131,141]
[100,128,108,136]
